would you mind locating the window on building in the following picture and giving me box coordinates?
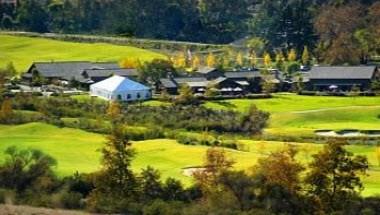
[117,95,122,100]
[127,94,131,99]
[137,93,141,99]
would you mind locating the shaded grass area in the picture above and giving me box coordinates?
[0,123,379,196]
[0,35,165,72]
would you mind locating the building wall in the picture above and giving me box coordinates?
[90,87,151,101]
[310,79,371,91]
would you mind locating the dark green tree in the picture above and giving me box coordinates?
[139,59,176,91]
[88,126,138,213]
[250,0,317,50]
[305,140,369,212]
[17,0,49,32]
[140,166,164,202]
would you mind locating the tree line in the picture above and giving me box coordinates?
[1,0,379,57]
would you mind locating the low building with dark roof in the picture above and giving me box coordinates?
[194,67,223,80]
[159,78,179,94]
[22,61,138,88]
[309,66,379,91]
[23,61,93,82]
[81,68,139,83]
[210,77,246,95]
[224,71,260,80]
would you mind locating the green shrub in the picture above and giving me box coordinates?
[60,191,83,209]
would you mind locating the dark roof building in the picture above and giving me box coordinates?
[81,68,138,83]
[173,77,208,84]
[24,61,93,81]
[159,78,178,94]
[224,71,260,80]
[22,61,137,86]
[309,66,379,91]
[194,67,223,80]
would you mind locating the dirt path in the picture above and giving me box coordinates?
[0,204,97,215]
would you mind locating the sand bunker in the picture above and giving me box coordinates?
[315,130,380,137]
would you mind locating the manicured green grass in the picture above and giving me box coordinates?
[267,106,380,137]
[0,123,104,176]
[204,94,380,114]
[203,94,380,136]
[0,35,166,72]
[0,123,379,196]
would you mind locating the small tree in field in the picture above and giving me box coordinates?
[175,84,198,105]
[255,145,305,194]
[88,126,138,212]
[193,147,235,191]
[107,101,121,120]
[240,105,270,135]
[305,140,369,212]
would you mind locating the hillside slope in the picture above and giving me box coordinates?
[0,35,166,72]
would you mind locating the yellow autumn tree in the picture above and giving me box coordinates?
[206,52,216,68]
[263,52,272,68]
[302,46,310,65]
[275,51,285,70]
[120,58,139,69]
[174,52,186,68]
[192,55,201,70]
[236,52,243,67]
[287,48,297,62]
[250,51,258,68]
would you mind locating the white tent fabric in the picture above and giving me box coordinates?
[90,75,151,101]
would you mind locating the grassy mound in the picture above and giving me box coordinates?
[0,35,166,72]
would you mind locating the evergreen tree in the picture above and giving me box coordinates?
[88,126,138,213]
